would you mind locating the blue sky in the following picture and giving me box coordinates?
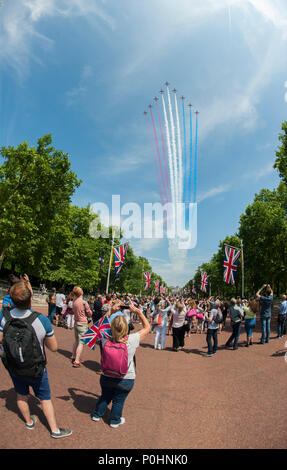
[1,0,287,287]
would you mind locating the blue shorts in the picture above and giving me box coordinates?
[9,368,51,400]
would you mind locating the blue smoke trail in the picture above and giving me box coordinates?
[188,106,193,203]
[182,100,187,204]
[193,112,198,203]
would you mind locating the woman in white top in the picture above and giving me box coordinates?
[91,298,150,428]
[151,299,171,350]
[170,302,187,351]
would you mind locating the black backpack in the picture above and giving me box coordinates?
[1,308,46,379]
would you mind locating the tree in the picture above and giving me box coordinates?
[0,135,80,271]
[274,121,287,185]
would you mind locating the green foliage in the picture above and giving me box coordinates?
[184,120,287,298]
[0,135,169,293]
[274,121,287,185]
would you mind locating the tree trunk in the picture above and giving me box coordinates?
[0,244,9,271]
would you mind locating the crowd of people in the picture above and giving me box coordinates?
[0,274,286,438]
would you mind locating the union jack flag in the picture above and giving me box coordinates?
[201,272,208,292]
[192,281,196,295]
[223,245,241,285]
[113,242,129,279]
[80,315,112,350]
[144,271,152,290]
[154,279,160,293]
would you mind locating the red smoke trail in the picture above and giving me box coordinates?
[145,113,165,205]
[150,107,168,204]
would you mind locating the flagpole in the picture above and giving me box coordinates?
[140,260,144,297]
[106,228,115,295]
[241,239,244,298]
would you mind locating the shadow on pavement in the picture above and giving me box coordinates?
[56,348,72,360]
[57,387,100,416]
[56,387,112,425]
[0,387,51,431]
[57,348,101,372]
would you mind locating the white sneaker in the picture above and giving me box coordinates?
[110,417,125,428]
[158,345,161,350]
[91,416,100,422]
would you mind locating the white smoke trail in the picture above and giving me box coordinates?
[162,93,176,221]
[167,86,179,206]
[174,92,183,203]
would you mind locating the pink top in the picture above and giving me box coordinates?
[186,308,197,317]
[73,296,92,324]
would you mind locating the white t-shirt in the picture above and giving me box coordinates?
[101,332,140,380]
[56,293,65,308]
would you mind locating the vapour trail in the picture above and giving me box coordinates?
[228,1,232,39]
[161,94,176,217]
[188,105,193,204]
[167,86,178,205]
[193,112,199,203]
[182,99,187,204]
[145,113,165,205]
[150,106,168,203]
[174,92,183,203]
[156,100,171,201]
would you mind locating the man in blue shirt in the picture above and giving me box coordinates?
[256,284,273,344]
[277,295,287,338]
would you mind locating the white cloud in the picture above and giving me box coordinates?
[65,65,93,106]
[198,184,231,203]
[243,161,274,182]
[98,146,148,176]
[0,0,114,76]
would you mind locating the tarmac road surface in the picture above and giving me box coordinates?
[0,304,286,450]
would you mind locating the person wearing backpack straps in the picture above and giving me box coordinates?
[0,280,72,439]
[225,298,244,350]
[204,299,222,357]
[91,297,151,428]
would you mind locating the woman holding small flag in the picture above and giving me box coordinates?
[91,297,150,428]
[150,299,171,350]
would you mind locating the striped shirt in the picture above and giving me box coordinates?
[0,308,54,355]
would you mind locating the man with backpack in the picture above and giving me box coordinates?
[225,298,244,350]
[204,299,223,357]
[0,279,72,439]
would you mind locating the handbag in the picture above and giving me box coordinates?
[152,313,162,326]
[83,301,92,323]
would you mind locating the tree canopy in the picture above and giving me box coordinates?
[183,121,287,298]
[0,135,168,294]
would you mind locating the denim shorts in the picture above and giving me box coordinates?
[9,368,51,400]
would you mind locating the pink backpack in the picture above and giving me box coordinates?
[101,339,129,378]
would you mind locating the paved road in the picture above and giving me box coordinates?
[0,305,286,449]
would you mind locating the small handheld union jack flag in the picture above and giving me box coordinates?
[223,245,241,285]
[144,271,152,290]
[80,315,112,350]
[113,242,129,279]
[201,272,208,293]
